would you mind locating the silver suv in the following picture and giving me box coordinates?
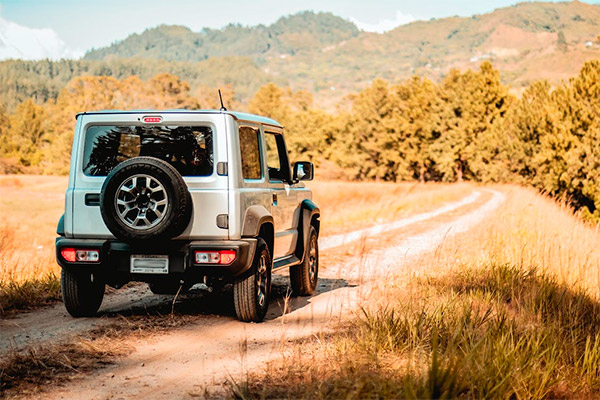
[55,110,320,322]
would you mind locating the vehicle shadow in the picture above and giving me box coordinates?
[265,274,352,321]
[97,275,351,321]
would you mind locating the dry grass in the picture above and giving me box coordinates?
[234,185,600,399]
[0,312,200,397]
[0,175,67,316]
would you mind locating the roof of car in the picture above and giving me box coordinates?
[75,109,282,128]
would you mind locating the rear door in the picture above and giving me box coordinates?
[69,112,229,240]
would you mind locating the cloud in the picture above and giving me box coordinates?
[0,14,82,60]
[349,11,417,33]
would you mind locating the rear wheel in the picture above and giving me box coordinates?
[61,269,105,317]
[233,238,272,322]
[290,226,319,296]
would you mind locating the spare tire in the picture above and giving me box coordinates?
[100,157,192,242]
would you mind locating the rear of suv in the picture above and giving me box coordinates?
[56,110,320,322]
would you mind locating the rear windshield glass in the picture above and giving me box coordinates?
[82,125,213,176]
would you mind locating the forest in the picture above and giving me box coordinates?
[1,60,600,220]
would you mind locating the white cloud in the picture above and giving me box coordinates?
[0,14,82,60]
[349,11,417,33]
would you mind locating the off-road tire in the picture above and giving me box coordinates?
[290,226,319,296]
[148,281,183,295]
[233,238,272,322]
[61,268,105,317]
[100,157,192,242]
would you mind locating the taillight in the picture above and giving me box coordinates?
[61,248,76,262]
[219,250,236,264]
[194,250,237,265]
[60,248,100,263]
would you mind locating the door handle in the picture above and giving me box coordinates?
[272,193,278,205]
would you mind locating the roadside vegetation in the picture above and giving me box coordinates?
[232,186,600,399]
[0,176,64,316]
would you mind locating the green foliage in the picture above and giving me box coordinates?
[1,100,47,167]
[0,56,274,112]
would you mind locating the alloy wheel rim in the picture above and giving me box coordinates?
[308,236,318,284]
[115,174,169,230]
[256,253,268,308]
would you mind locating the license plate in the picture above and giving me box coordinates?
[130,255,169,274]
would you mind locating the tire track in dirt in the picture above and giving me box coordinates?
[30,189,505,400]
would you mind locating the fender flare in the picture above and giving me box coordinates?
[241,205,274,237]
[294,199,320,262]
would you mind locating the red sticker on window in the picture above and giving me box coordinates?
[142,116,162,123]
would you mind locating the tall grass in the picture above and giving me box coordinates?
[234,185,600,399]
[0,176,65,316]
[0,224,61,316]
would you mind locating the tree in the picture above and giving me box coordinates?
[430,62,510,182]
[248,83,290,123]
[557,60,600,218]
[5,99,47,166]
[392,76,440,182]
[340,79,408,181]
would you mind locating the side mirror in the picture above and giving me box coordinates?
[293,161,314,181]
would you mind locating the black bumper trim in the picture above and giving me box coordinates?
[55,237,257,283]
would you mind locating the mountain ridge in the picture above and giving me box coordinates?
[83,1,600,102]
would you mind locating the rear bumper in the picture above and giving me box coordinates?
[55,237,257,285]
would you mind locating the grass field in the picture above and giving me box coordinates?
[0,175,473,316]
[234,186,600,399]
[0,176,66,315]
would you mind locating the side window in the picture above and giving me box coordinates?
[239,126,262,180]
[265,132,290,182]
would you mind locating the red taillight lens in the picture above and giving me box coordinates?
[61,248,76,262]
[60,248,100,263]
[194,250,237,265]
[219,250,236,265]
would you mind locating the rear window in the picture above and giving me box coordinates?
[82,125,213,176]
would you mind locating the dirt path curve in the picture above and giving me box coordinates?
[18,189,505,400]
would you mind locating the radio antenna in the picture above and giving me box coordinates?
[218,89,227,111]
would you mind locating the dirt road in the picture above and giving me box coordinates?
[2,188,504,399]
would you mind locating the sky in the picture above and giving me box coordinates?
[0,0,599,60]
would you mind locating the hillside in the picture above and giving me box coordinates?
[83,2,600,98]
[84,12,360,62]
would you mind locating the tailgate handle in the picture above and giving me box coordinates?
[85,193,100,206]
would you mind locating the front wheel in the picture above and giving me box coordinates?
[233,238,272,322]
[290,226,319,296]
[61,269,105,317]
